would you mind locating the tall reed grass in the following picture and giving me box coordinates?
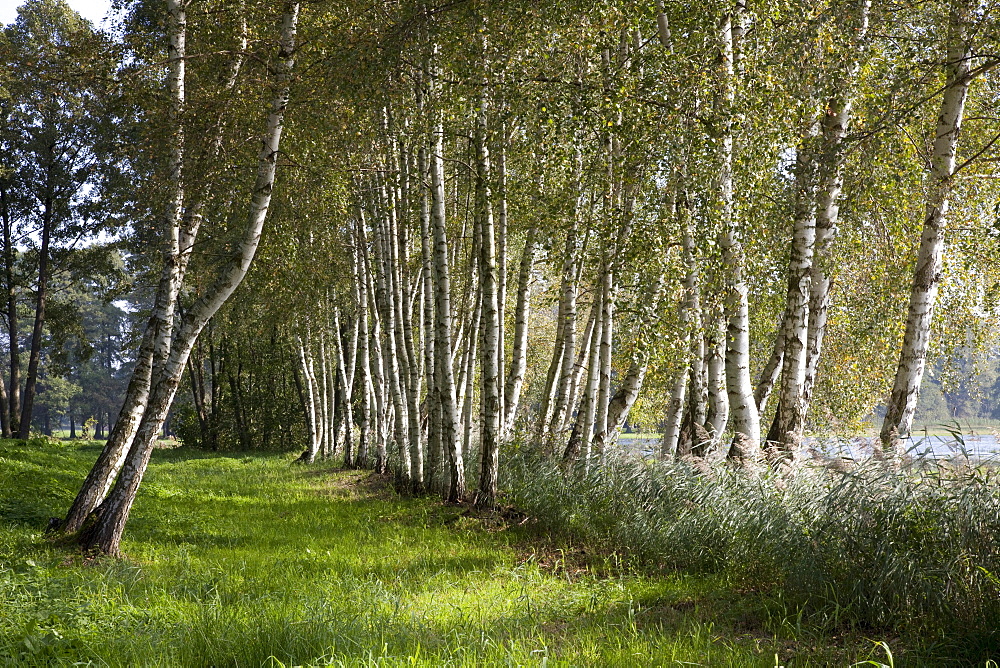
[502,444,1000,658]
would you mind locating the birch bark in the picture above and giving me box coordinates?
[881,0,973,450]
[717,3,760,450]
[502,226,537,436]
[430,96,464,501]
[772,131,818,452]
[418,146,442,492]
[78,2,300,555]
[475,85,501,508]
[704,308,729,444]
[663,197,698,458]
[802,0,872,412]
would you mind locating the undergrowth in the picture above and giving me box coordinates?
[503,445,1000,663]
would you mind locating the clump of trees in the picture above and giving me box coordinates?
[2,0,997,555]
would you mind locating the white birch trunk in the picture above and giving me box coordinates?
[333,309,354,465]
[354,219,372,469]
[430,95,465,501]
[580,292,603,470]
[705,309,729,444]
[564,295,598,434]
[547,147,586,440]
[662,199,697,458]
[79,2,300,555]
[717,5,760,450]
[502,226,537,436]
[297,335,320,462]
[475,86,501,508]
[418,146,442,492]
[881,0,973,450]
[802,0,872,411]
[772,132,818,451]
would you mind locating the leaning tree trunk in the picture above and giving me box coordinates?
[59,0,191,531]
[755,324,785,418]
[601,272,664,450]
[77,1,300,556]
[60,6,251,532]
[802,0,872,413]
[881,0,972,451]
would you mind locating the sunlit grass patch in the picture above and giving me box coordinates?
[0,440,920,666]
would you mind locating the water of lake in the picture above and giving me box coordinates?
[618,433,1000,461]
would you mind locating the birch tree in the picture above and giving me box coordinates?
[880,0,976,451]
[62,0,301,555]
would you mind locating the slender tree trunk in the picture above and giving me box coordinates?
[366,263,388,473]
[563,293,597,429]
[663,197,698,458]
[704,308,729,444]
[495,117,508,428]
[601,273,664,449]
[20,158,54,439]
[717,4,760,451]
[502,226,536,436]
[59,0,192,531]
[475,85,501,509]
[802,0,871,413]
[430,97,464,502]
[459,275,480,474]
[0,185,15,438]
[297,335,320,462]
[418,146,442,492]
[771,128,818,452]
[881,0,973,451]
[76,1,300,555]
[578,291,603,469]
[391,168,424,490]
[593,257,614,463]
[319,332,332,458]
[755,326,785,417]
[547,221,581,444]
[333,309,354,466]
[370,181,410,481]
[355,223,372,469]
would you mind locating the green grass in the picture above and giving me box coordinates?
[0,440,912,666]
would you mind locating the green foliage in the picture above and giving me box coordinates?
[503,445,1000,662]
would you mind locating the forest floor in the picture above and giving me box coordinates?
[0,440,916,666]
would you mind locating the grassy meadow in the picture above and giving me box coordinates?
[0,439,984,666]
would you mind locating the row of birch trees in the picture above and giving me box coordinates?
[47,0,1000,553]
[271,0,1000,499]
